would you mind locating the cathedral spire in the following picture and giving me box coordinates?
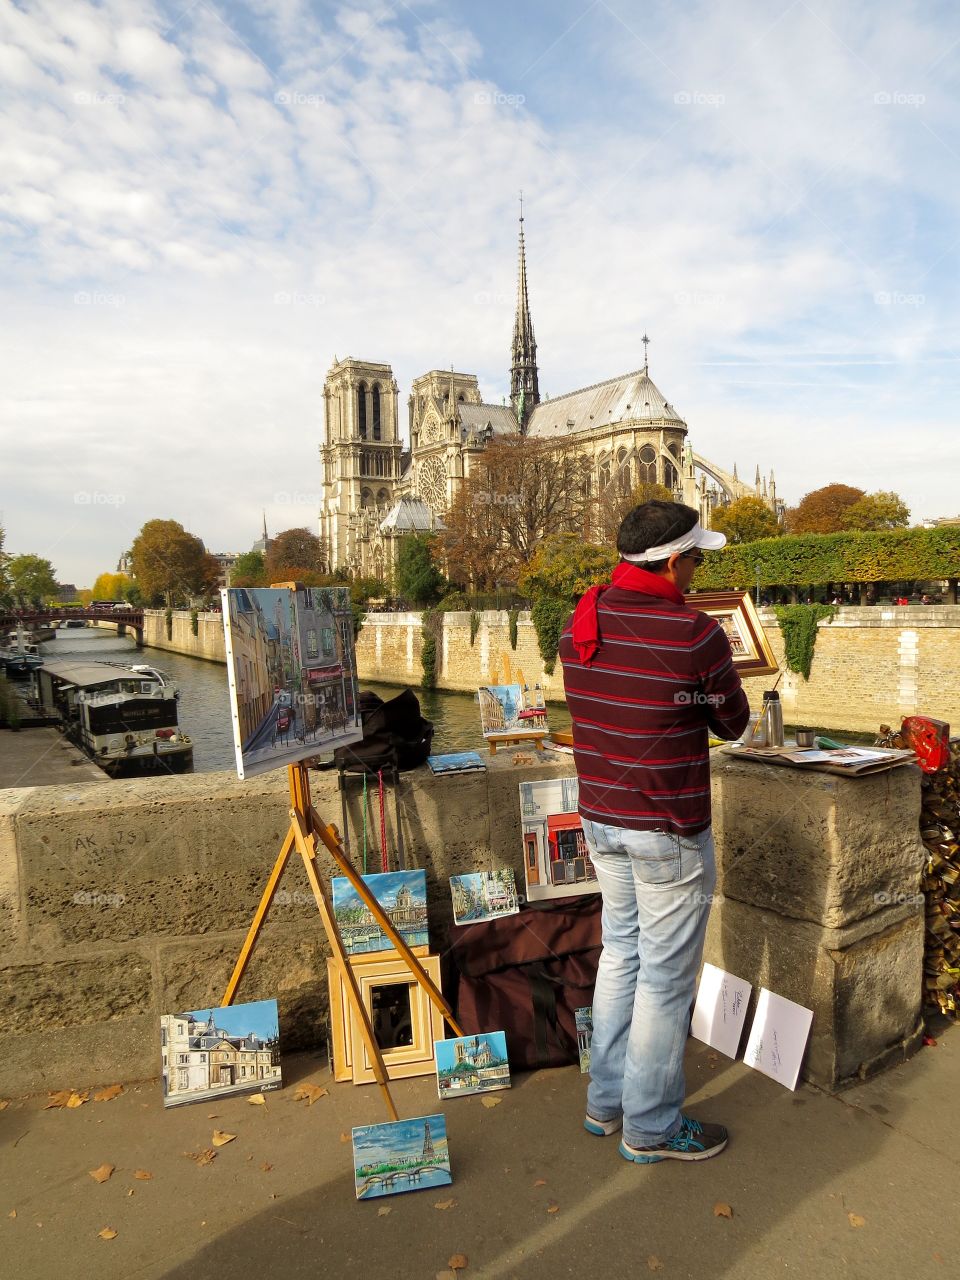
[510,194,539,430]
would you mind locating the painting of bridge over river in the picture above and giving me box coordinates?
[331,869,428,955]
[352,1113,452,1200]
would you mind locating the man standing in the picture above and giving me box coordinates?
[559,500,749,1164]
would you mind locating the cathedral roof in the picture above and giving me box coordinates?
[526,369,686,438]
[458,403,519,437]
[379,496,440,533]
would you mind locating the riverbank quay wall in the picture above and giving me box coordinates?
[0,753,925,1096]
[138,606,960,736]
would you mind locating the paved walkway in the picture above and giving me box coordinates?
[0,726,105,788]
[1,1027,955,1280]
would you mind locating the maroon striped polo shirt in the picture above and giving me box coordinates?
[558,575,750,836]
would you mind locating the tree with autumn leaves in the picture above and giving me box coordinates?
[129,520,220,606]
[786,485,910,534]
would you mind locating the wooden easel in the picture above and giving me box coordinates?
[221,761,465,1121]
[484,654,548,753]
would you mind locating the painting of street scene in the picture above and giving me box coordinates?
[450,869,520,925]
[160,999,281,1107]
[221,585,362,778]
[575,1006,593,1075]
[477,683,549,740]
[435,1032,511,1099]
[352,1113,452,1201]
[331,869,429,955]
[519,777,599,902]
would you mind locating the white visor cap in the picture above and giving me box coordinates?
[621,520,727,564]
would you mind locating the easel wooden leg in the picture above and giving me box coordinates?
[309,804,465,1039]
[222,826,296,1006]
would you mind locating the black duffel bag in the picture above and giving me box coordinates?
[444,896,602,1070]
[332,688,433,773]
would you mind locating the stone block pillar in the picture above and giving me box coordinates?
[706,754,926,1089]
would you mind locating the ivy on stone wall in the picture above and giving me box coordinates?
[190,608,199,636]
[420,608,441,689]
[531,597,570,676]
[165,607,173,641]
[469,610,480,646]
[773,604,837,680]
[508,607,519,651]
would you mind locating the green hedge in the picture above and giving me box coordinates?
[695,526,960,590]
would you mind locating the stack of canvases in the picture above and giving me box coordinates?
[326,869,448,1083]
[921,739,960,1018]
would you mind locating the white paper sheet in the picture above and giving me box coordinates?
[690,963,752,1059]
[743,988,814,1090]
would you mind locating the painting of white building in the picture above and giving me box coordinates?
[160,999,282,1107]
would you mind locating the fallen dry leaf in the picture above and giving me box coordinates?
[207,1113,220,1119]
[8,1210,16,1219]
[93,1085,123,1103]
[97,1227,118,1241]
[339,1132,350,1143]
[434,1198,458,1210]
[211,1130,236,1148]
[848,1212,866,1229]
[88,1164,114,1185]
[184,1149,217,1166]
[66,1091,89,1109]
[377,1206,392,1217]
[480,1096,502,1109]
[647,1257,664,1272]
[133,1170,153,1181]
[448,1254,468,1271]
[713,1202,734,1220]
[126,1190,134,1198]
[44,1090,73,1110]
[546,1202,560,1215]
[247,1095,266,1107]
[533,1178,547,1187]
[261,1162,273,1173]
[0,1100,10,1111]
[293,1084,328,1105]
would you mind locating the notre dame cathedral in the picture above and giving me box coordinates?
[319,215,782,581]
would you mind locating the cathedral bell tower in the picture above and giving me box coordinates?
[509,198,540,431]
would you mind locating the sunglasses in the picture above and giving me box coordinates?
[680,551,705,566]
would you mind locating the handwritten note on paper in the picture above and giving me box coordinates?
[690,963,753,1059]
[743,989,813,1091]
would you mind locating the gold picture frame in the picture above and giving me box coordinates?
[327,952,444,1085]
[687,590,778,676]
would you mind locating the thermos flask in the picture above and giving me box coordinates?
[763,690,784,747]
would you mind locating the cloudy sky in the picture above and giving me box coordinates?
[2,0,957,587]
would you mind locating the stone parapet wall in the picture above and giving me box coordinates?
[0,751,926,1095]
[140,609,226,663]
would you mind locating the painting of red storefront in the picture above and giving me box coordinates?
[518,777,599,903]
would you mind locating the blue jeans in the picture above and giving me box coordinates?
[581,819,716,1147]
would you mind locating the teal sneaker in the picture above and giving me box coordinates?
[583,1113,623,1137]
[619,1115,728,1163]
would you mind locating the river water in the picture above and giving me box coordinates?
[38,628,572,774]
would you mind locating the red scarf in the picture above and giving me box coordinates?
[571,561,685,666]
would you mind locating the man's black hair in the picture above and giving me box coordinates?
[617,501,700,572]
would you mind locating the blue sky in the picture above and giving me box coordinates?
[332,867,427,910]
[178,998,279,1041]
[352,1112,447,1165]
[2,0,958,585]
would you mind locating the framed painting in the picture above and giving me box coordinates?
[327,953,445,1085]
[686,590,778,676]
[353,1113,452,1201]
[160,999,281,1107]
[331,869,429,956]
